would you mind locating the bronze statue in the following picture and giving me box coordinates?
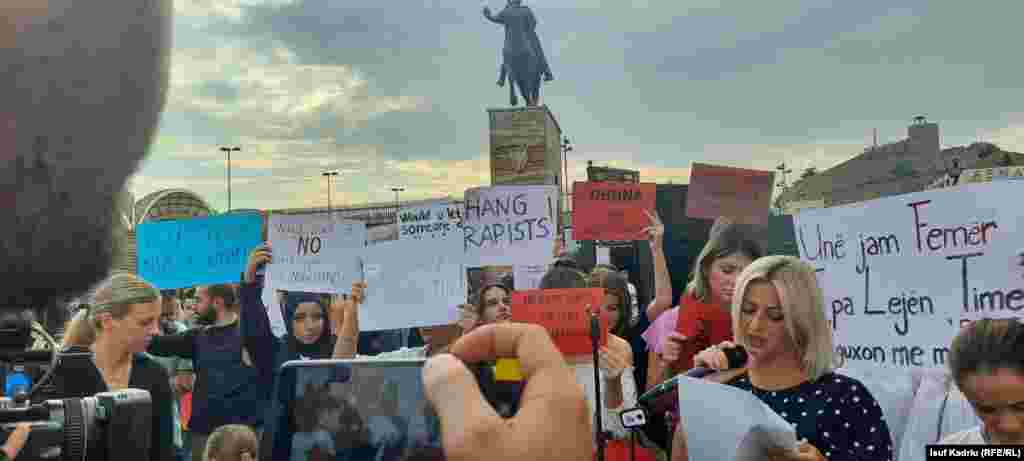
[483,0,553,107]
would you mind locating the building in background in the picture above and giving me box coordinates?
[112,188,215,274]
[777,117,1024,208]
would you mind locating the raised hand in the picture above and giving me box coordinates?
[245,242,272,283]
[598,344,630,379]
[641,209,664,248]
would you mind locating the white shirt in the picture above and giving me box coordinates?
[571,363,638,440]
[940,426,986,444]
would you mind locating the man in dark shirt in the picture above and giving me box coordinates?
[148,284,276,461]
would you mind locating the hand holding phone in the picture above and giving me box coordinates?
[423,323,593,461]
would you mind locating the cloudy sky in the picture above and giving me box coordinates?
[130,0,1024,211]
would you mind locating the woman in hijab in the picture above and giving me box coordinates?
[281,292,336,361]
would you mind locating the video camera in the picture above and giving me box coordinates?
[0,308,152,461]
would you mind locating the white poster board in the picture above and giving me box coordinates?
[462,185,558,267]
[513,264,548,290]
[794,181,1024,373]
[398,200,463,241]
[360,231,465,331]
[267,213,367,294]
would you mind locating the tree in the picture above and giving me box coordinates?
[800,167,818,180]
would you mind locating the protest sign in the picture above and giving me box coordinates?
[137,213,263,289]
[512,288,607,356]
[260,271,287,338]
[676,376,797,461]
[463,185,558,267]
[267,213,367,294]
[398,200,463,241]
[572,182,656,241]
[359,231,465,331]
[685,163,775,225]
[513,265,547,290]
[794,181,1024,373]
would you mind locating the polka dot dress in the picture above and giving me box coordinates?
[727,372,893,461]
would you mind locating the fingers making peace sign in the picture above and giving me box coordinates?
[641,209,664,249]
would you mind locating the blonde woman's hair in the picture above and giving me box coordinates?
[730,255,834,381]
[204,424,258,461]
[685,220,765,303]
[62,309,97,348]
[87,272,161,332]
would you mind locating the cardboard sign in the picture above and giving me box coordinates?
[136,212,264,289]
[266,213,367,294]
[512,288,608,356]
[463,185,558,267]
[685,163,775,225]
[794,181,1024,373]
[572,182,657,241]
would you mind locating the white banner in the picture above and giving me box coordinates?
[267,213,367,294]
[462,185,558,267]
[794,181,1024,373]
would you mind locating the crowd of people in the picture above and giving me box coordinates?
[3,3,1020,460]
[1,211,1016,461]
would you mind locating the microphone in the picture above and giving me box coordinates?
[590,308,604,461]
[684,345,748,378]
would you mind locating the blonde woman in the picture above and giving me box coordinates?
[204,424,258,461]
[676,256,892,461]
[38,273,175,461]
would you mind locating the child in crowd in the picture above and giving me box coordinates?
[203,424,258,461]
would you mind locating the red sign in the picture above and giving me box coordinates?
[685,163,775,225]
[512,288,608,357]
[572,182,657,241]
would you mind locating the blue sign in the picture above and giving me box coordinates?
[137,213,264,289]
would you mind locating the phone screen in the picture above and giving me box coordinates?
[270,359,445,461]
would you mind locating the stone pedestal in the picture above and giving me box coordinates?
[487,105,562,187]
[487,104,564,228]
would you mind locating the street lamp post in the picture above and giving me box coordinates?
[322,170,339,213]
[390,187,405,223]
[561,137,573,231]
[219,146,241,212]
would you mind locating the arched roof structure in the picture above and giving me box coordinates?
[132,188,214,225]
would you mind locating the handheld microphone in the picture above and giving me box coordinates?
[684,345,748,378]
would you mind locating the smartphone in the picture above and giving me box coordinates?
[266,359,523,461]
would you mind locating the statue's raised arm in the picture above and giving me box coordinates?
[482,6,502,24]
[482,1,552,107]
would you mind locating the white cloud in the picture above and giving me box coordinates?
[174,0,298,21]
[167,42,429,138]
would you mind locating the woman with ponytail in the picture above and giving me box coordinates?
[37,272,176,461]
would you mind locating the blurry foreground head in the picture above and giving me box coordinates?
[204,424,258,461]
[1,0,172,312]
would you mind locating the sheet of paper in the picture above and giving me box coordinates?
[261,272,287,338]
[677,376,798,461]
